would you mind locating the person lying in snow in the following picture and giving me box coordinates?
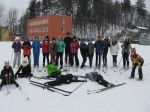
[0,61,20,90]
[15,56,33,79]
[83,71,114,87]
[44,74,87,86]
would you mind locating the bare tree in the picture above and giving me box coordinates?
[7,8,18,35]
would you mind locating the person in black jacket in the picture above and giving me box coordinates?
[44,74,87,86]
[63,32,72,66]
[103,36,111,67]
[0,61,20,90]
[15,56,33,79]
[80,39,87,68]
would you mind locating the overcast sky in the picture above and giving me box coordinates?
[0,0,150,17]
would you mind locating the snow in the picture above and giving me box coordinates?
[0,41,150,112]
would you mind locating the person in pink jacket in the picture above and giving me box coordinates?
[70,36,79,67]
[41,36,50,67]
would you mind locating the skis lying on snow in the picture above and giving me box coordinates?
[29,80,86,96]
[87,83,126,94]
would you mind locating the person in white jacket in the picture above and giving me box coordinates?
[110,39,119,67]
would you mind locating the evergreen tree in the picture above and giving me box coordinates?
[28,0,36,19]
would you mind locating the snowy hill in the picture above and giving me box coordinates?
[0,42,150,112]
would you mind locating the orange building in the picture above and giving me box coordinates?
[27,15,72,40]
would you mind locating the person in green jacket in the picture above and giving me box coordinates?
[46,64,61,78]
[87,39,94,68]
[55,37,66,68]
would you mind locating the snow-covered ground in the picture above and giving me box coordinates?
[0,41,150,112]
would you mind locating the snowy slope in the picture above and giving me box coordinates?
[0,42,150,112]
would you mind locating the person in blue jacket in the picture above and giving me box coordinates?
[32,37,41,67]
[80,39,87,68]
[94,36,104,69]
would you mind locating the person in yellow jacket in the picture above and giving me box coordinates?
[130,48,144,80]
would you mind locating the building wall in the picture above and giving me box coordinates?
[27,15,72,40]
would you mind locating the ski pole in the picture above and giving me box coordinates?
[10,50,14,66]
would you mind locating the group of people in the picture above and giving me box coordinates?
[0,33,145,90]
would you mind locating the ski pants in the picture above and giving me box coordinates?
[50,53,56,64]
[15,73,33,78]
[33,53,40,66]
[43,53,49,66]
[96,53,102,67]
[70,53,79,67]
[131,61,144,80]
[112,55,117,67]
[65,50,72,65]
[103,52,108,67]
[122,52,129,68]
[96,75,109,87]
[13,51,21,67]
[88,54,93,67]
[55,52,63,66]
[81,52,87,67]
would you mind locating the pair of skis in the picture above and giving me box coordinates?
[29,80,85,96]
[87,83,126,94]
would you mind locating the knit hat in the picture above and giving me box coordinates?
[131,47,136,54]
[15,37,20,41]
[4,61,9,65]
[22,56,29,67]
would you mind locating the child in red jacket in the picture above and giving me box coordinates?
[41,36,50,66]
[70,36,79,67]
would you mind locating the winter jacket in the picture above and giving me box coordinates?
[94,40,104,53]
[80,42,87,55]
[87,43,94,55]
[46,64,61,76]
[70,41,79,54]
[63,37,72,52]
[0,66,14,79]
[121,42,131,54]
[15,64,31,75]
[41,40,50,54]
[85,72,99,81]
[110,41,119,55]
[130,53,144,66]
[103,39,111,53]
[32,40,41,55]
[12,41,21,52]
[57,40,66,53]
[22,41,32,56]
[50,43,57,55]
[56,74,76,84]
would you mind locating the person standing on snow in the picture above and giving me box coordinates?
[94,36,104,69]
[55,36,66,69]
[103,36,111,67]
[12,37,22,68]
[32,37,41,67]
[50,37,57,64]
[121,37,131,69]
[0,61,20,90]
[63,32,72,66]
[15,56,33,79]
[110,39,119,67]
[22,37,32,61]
[87,39,94,68]
[130,48,144,80]
[41,36,50,67]
[70,36,80,68]
[80,39,87,68]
